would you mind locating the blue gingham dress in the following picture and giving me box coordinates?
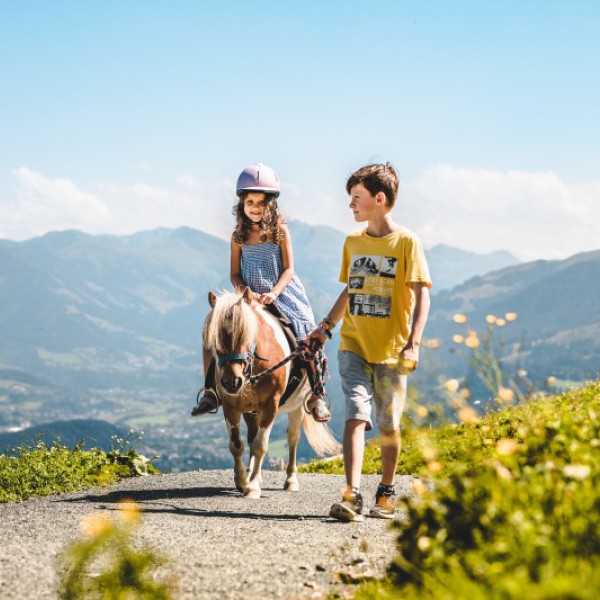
[241,242,316,339]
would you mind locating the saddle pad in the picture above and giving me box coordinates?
[279,357,306,407]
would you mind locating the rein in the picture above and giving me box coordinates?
[248,339,323,385]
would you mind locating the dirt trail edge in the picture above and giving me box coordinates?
[0,470,414,599]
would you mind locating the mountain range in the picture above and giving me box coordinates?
[1,223,596,469]
[424,249,600,382]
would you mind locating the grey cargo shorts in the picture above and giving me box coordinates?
[338,350,407,432]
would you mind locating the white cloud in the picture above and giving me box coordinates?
[401,166,600,260]
[2,165,598,261]
[0,167,113,239]
[95,176,236,239]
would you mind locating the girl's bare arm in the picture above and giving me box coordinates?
[230,237,245,289]
[269,225,295,297]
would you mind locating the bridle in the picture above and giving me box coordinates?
[218,339,324,387]
[217,343,268,380]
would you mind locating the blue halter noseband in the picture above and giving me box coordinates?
[218,343,266,374]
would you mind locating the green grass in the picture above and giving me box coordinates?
[0,441,158,503]
[304,382,600,599]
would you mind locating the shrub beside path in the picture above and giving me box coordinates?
[0,470,413,599]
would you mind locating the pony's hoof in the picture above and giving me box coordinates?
[243,487,261,499]
[284,481,299,492]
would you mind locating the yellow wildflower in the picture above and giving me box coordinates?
[80,514,113,537]
[497,387,515,402]
[444,379,460,393]
[496,439,519,456]
[458,407,478,423]
[117,499,141,524]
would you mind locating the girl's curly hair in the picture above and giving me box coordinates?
[232,193,286,244]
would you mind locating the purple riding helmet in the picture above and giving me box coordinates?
[236,163,281,198]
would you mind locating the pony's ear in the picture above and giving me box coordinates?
[242,286,253,304]
[208,291,217,307]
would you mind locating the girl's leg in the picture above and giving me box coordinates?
[191,346,219,416]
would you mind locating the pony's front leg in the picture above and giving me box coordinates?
[284,406,303,492]
[243,412,259,476]
[244,412,276,499]
[224,411,248,493]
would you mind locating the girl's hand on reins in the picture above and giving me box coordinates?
[258,291,278,304]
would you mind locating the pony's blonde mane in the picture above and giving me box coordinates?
[203,289,258,355]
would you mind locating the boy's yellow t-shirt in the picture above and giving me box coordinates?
[338,227,433,365]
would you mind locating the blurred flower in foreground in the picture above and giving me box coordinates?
[117,499,141,524]
[459,407,478,423]
[486,315,497,324]
[496,439,519,456]
[497,387,515,403]
[546,376,557,387]
[416,406,429,417]
[453,313,468,323]
[465,332,480,348]
[80,514,113,537]
[563,464,591,480]
[444,379,460,393]
[427,461,443,473]
[452,334,465,344]
[421,446,438,461]
[494,461,513,480]
[505,312,517,321]
[425,338,442,349]
[412,479,428,495]
[496,318,506,327]
[417,536,432,551]
[460,388,471,399]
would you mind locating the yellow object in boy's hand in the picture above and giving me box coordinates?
[398,355,418,374]
[398,344,419,374]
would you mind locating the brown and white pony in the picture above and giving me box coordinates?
[204,287,340,499]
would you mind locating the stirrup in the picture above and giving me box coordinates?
[192,387,220,416]
[304,390,332,414]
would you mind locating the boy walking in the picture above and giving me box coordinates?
[306,163,431,521]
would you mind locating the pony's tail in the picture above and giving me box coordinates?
[301,413,342,457]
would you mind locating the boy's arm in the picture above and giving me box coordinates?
[305,286,349,345]
[400,282,431,364]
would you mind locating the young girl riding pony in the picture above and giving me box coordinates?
[192,163,331,422]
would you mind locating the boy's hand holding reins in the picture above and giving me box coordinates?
[304,318,335,354]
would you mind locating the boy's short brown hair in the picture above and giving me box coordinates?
[346,163,399,208]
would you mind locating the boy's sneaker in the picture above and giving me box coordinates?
[369,483,397,519]
[329,487,364,522]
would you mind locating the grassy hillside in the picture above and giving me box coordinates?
[302,383,600,598]
[0,440,157,503]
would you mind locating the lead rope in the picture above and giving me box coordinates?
[248,339,327,399]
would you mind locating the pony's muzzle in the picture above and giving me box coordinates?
[220,374,244,394]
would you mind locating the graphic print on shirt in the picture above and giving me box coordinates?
[348,254,397,319]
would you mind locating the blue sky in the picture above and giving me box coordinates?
[1,1,599,259]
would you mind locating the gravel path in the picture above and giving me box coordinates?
[0,470,413,599]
